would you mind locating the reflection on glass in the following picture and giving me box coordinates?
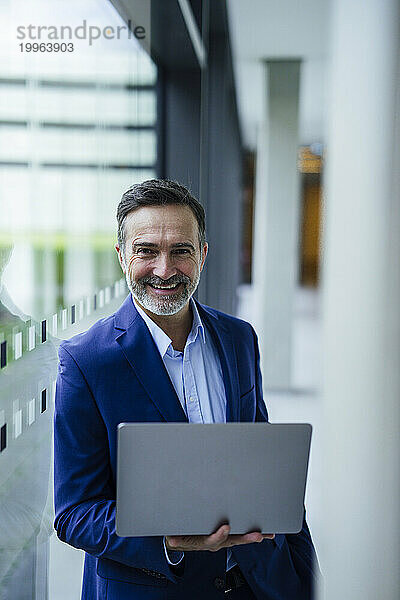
[0,0,157,597]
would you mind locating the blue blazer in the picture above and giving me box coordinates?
[54,293,319,599]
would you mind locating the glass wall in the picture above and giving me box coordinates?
[0,0,156,597]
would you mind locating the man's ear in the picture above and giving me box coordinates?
[115,243,126,274]
[200,243,208,272]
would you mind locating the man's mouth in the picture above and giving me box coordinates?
[146,282,183,295]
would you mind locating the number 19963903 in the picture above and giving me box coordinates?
[19,42,74,52]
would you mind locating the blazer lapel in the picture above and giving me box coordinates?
[196,302,241,423]
[114,294,188,423]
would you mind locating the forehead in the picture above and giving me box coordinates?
[124,204,198,240]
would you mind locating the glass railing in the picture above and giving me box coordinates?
[0,0,156,597]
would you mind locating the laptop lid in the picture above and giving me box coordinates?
[116,422,312,536]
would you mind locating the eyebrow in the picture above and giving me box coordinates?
[172,242,196,251]
[132,242,157,249]
[132,241,196,251]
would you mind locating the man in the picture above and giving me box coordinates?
[54,179,319,599]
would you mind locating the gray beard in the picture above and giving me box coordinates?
[125,270,200,316]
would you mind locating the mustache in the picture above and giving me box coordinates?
[138,274,191,286]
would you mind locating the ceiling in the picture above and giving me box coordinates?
[226,0,331,150]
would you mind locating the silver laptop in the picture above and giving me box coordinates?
[116,422,312,537]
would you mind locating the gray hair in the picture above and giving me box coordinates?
[116,179,206,256]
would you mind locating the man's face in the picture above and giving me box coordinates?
[116,204,208,316]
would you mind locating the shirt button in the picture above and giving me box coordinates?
[189,396,195,402]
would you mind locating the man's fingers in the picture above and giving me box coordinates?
[166,536,179,550]
[167,527,231,552]
[226,532,263,545]
[166,528,275,552]
[223,532,275,546]
[206,524,230,548]
[167,535,201,550]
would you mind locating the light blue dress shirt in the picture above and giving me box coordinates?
[133,298,237,572]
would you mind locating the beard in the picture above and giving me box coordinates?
[125,268,201,316]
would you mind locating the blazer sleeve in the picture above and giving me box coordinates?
[251,326,321,599]
[53,343,181,583]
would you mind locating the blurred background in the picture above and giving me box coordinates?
[0,0,399,598]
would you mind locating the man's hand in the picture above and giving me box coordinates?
[165,525,275,552]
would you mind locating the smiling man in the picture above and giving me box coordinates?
[54,179,319,600]
[116,201,207,352]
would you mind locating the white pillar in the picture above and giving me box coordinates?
[321,1,400,598]
[253,60,301,389]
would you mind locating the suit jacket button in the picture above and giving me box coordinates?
[214,577,225,590]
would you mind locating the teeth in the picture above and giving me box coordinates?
[151,284,178,289]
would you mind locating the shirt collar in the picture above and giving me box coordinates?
[132,296,206,359]
[188,299,206,345]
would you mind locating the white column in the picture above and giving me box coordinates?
[253,60,301,389]
[321,1,400,598]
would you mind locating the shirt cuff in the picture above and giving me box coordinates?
[163,536,184,565]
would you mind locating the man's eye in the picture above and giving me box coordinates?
[174,248,190,255]
[136,248,155,255]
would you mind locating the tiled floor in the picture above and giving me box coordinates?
[49,285,323,598]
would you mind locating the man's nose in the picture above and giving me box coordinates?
[152,253,177,280]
